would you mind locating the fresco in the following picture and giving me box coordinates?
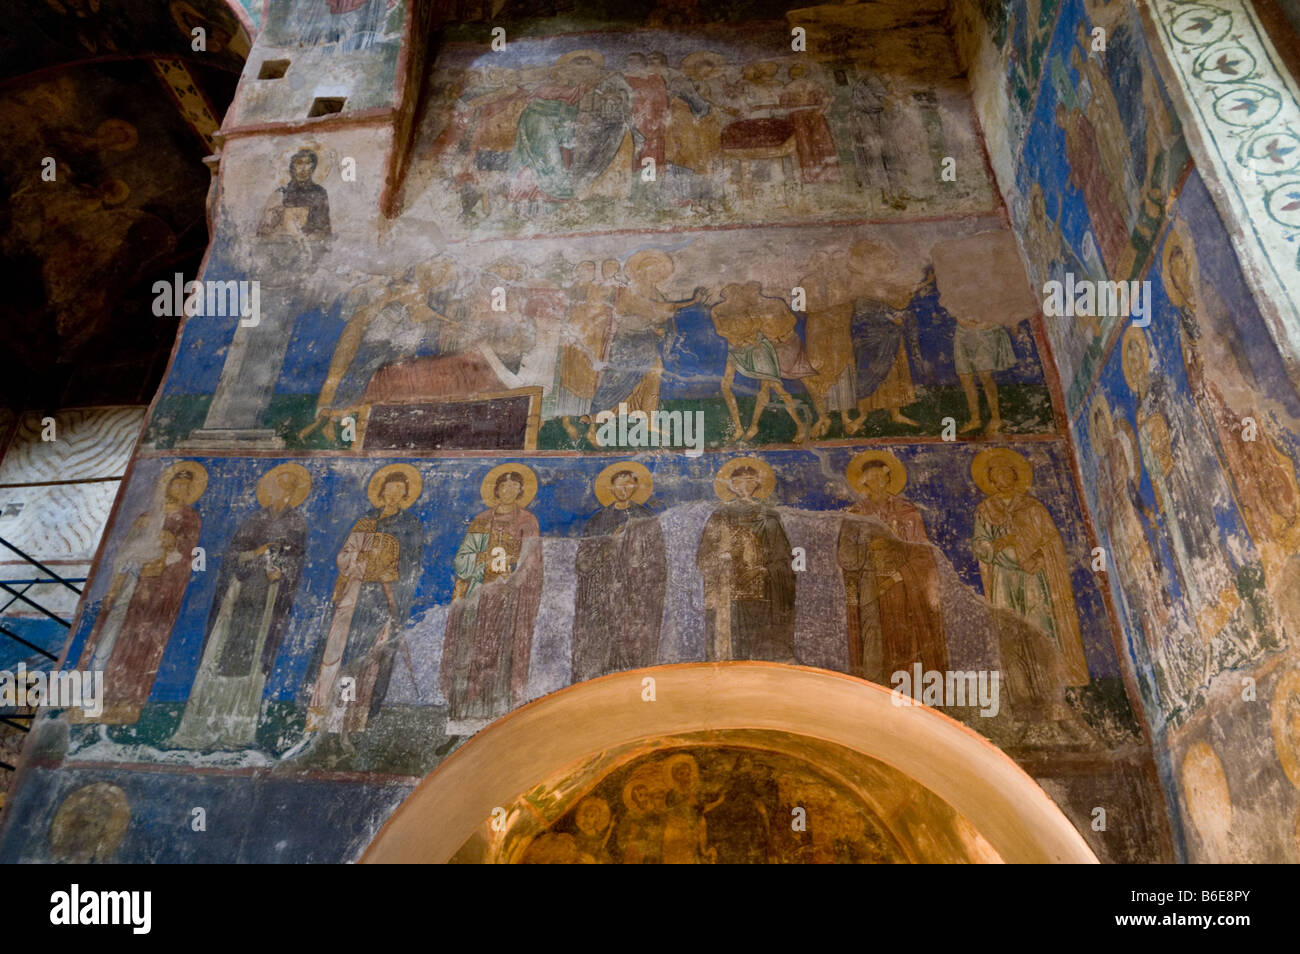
[1067,170,1300,863]
[5,436,1171,862]
[1075,171,1295,733]
[403,29,995,237]
[1010,0,1188,414]
[0,61,236,359]
[2,0,249,78]
[954,0,1300,865]
[226,0,407,125]
[487,743,922,864]
[145,219,1059,452]
[1148,0,1300,337]
[0,1,1192,865]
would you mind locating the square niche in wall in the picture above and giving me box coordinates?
[308,97,347,117]
[258,59,291,80]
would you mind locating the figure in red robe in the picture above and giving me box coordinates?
[76,463,205,725]
[837,455,945,682]
[441,465,544,725]
[626,53,669,169]
[780,64,841,184]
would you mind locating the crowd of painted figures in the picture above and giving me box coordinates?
[286,232,1032,450]
[76,445,1093,748]
[518,749,904,865]
[423,47,967,219]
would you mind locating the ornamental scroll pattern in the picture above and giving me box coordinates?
[1151,0,1300,329]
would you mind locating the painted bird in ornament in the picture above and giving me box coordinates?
[1213,54,1242,75]
[1263,138,1295,164]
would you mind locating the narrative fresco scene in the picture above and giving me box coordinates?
[3,0,1300,866]
[955,0,1300,862]
[452,731,1004,863]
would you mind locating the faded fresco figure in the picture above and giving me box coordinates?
[590,250,706,433]
[510,51,634,205]
[848,73,906,208]
[799,248,857,438]
[702,753,777,863]
[1017,181,1110,392]
[307,465,423,741]
[844,239,923,431]
[616,769,668,863]
[423,66,528,220]
[307,259,457,441]
[711,281,816,442]
[556,259,616,443]
[626,52,669,169]
[931,231,1038,437]
[571,796,615,863]
[779,64,840,184]
[1165,224,1300,612]
[170,464,310,750]
[666,51,729,176]
[442,464,543,727]
[257,148,331,238]
[697,457,796,662]
[296,0,392,51]
[572,463,666,682]
[1121,326,1242,642]
[1089,397,1200,714]
[1052,94,1131,278]
[661,753,715,863]
[971,449,1090,697]
[837,451,945,683]
[76,462,206,725]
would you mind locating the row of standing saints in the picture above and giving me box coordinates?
[75,448,1090,749]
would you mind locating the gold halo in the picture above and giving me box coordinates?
[48,783,130,863]
[1271,669,1300,789]
[1161,218,1199,311]
[99,179,131,205]
[714,457,776,501]
[368,464,422,509]
[624,249,674,284]
[1121,325,1150,396]
[971,448,1032,496]
[620,766,664,815]
[621,777,643,814]
[256,463,312,509]
[556,49,605,70]
[413,256,456,290]
[662,753,700,790]
[97,118,138,151]
[1089,396,1113,439]
[161,461,208,504]
[480,463,538,509]
[574,795,611,833]
[594,461,653,507]
[681,51,726,80]
[278,142,333,183]
[486,258,525,281]
[1182,741,1232,843]
[846,450,906,495]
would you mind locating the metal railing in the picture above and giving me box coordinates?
[0,533,82,779]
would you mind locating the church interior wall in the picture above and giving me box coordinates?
[11,0,1298,863]
[955,0,1300,862]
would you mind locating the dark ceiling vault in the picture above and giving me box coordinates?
[0,0,251,410]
